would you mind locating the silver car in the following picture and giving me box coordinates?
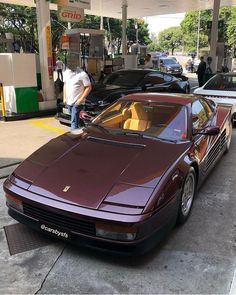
[194,73,236,125]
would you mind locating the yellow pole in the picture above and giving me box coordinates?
[0,83,6,120]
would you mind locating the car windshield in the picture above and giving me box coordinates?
[92,100,188,142]
[102,71,145,87]
[204,74,236,91]
[162,59,176,65]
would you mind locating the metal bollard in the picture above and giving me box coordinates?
[0,82,6,120]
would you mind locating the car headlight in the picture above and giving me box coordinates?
[6,193,23,212]
[96,222,137,241]
[96,227,136,241]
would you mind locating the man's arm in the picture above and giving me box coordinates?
[75,85,92,105]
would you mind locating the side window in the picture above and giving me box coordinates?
[192,100,209,129]
[200,98,213,118]
[143,73,165,85]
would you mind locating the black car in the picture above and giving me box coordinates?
[160,58,183,75]
[57,69,190,125]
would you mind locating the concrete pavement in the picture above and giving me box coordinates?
[0,103,236,294]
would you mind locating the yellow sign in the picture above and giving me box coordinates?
[45,25,52,58]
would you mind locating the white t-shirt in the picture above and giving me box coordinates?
[143,60,153,69]
[56,60,64,70]
[64,69,91,105]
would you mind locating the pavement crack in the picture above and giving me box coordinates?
[34,245,66,295]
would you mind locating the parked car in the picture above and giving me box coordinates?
[168,56,178,62]
[149,52,167,59]
[160,57,183,75]
[194,73,236,125]
[4,93,232,254]
[57,69,190,125]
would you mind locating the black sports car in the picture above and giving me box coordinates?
[57,69,190,125]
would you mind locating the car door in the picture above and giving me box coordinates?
[140,73,171,92]
[191,99,214,177]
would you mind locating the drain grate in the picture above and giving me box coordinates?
[4,223,55,255]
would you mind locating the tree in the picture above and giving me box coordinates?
[180,7,236,54]
[180,10,211,54]
[0,4,151,55]
[158,27,183,55]
[0,4,38,52]
[147,40,163,52]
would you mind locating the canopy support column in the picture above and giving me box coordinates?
[36,0,54,102]
[122,0,128,56]
[209,0,221,73]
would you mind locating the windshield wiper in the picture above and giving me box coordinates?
[156,136,177,143]
[89,123,110,133]
[117,131,157,140]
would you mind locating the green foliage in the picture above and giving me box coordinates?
[0,4,38,52]
[147,40,163,52]
[180,10,211,53]
[180,7,236,54]
[0,4,151,55]
[158,27,183,55]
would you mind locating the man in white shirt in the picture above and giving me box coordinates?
[143,54,153,69]
[63,67,92,130]
[56,57,64,81]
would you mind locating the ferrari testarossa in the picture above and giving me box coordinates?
[4,93,232,254]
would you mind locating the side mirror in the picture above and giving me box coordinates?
[193,126,220,136]
[208,99,217,111]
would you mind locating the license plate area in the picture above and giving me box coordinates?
[63,107,69,115]
[39,222,71,240]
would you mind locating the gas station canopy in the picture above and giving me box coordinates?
[1,0,236,18]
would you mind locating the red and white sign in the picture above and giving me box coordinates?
[58,6,84,22]
[52,0,90,9]
[61,35,70,50]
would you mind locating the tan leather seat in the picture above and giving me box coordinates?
[123,102,151,131]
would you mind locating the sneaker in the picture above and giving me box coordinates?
[70,128,84,135]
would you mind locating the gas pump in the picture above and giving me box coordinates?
[63,28,105,81]
[130,43,147,66]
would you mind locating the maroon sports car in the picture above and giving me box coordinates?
[4,93,232,254]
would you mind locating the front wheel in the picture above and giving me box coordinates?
[177,167,196,224]
[225,123,232,154]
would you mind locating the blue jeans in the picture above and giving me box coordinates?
[67,104,85,130]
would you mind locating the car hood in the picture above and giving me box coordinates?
[169,64,182,69]
[86,84,139,103]
[14,132,191,210]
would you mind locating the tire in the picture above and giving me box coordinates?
[185,86,190,94]
[177,167,196,224]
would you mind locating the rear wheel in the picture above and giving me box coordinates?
[185,86,190,94]
[177,167,196,224]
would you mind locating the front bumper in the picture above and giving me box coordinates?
[4,179,178,255]
[7,203,175,255]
